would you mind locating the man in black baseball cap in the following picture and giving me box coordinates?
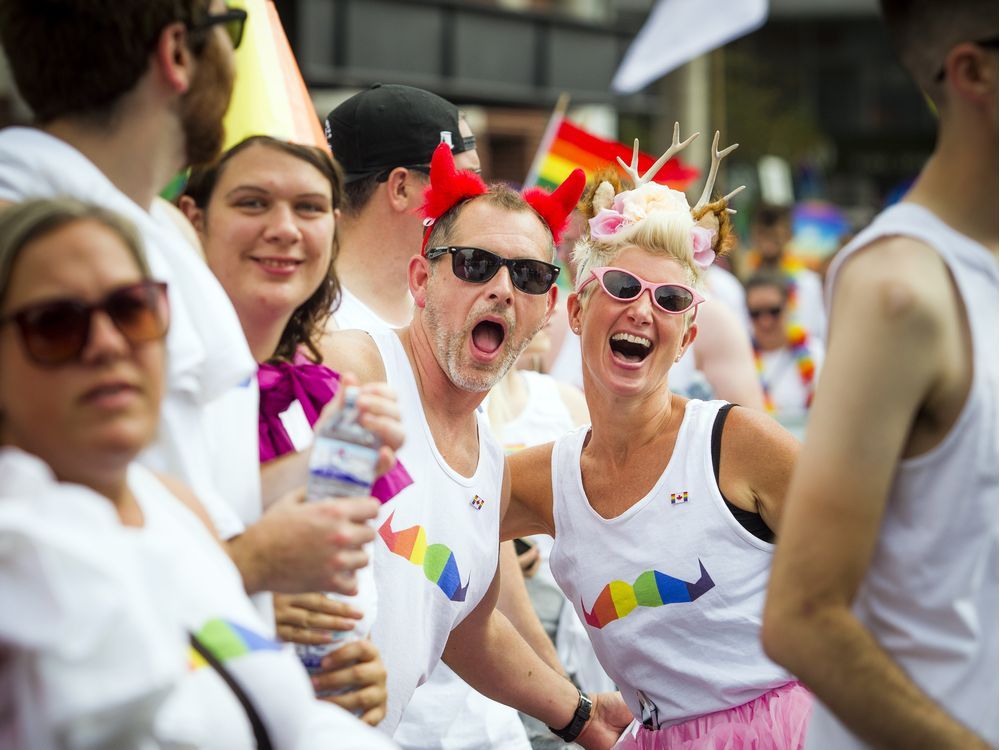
[325,84,481,330]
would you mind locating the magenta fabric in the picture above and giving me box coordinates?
[256,353,412,503]
[614,682,812,750]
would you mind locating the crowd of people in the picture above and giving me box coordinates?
[0,0,996,749]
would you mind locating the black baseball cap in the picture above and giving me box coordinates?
[324,84,477,183]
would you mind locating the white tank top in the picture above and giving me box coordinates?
[549,400,791,727]
[368,330,506,734]
[806,204,999,749]
[396,371,580,750]
[333,285,397,334]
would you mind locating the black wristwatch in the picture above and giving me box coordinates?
[548,688,592,743]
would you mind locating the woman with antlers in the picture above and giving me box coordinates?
[502,126,811,748]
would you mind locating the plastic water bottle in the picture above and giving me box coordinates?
[295,386,380,685]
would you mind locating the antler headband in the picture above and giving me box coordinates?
[588,123,746,269]
[420,143,586,253]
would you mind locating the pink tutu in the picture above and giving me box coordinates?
[614,682,812,750]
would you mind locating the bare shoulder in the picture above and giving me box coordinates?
[722,405,798,464]
[718,405,798,521]
[833,235,949,332]
[155,196,204,258]
[318,327,387,384]
[152,471,220,539]
[555,381,589,427]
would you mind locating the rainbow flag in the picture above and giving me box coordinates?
[222,0,326,151]
[525,117,699,192]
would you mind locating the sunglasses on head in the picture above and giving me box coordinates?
[189,6,248,50]
[748,305,784,320]
[0,280,169,367]
[425,246,560,295]
[577,267,704,315]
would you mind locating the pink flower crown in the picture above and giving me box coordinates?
[586,124,745,270]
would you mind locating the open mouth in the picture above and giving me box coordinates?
[609,332,653,363]
[471,319,506,355]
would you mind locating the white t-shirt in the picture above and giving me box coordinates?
[756,338,824,440]
[367,331,506,736]
[549,401,791,727]
[0,448,395,750]
[788,266,826,344]
[0,127,259,541]
[806,204,999,749]
[333,284,399,334]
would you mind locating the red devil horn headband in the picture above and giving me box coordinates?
[522,169,586,245]
[420,143,586,253]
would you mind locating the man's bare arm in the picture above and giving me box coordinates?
[693,299,766,410]
[496,540,565,674]
[763,240,991,749]
[443,564,630,749]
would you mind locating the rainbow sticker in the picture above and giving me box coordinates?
[188,618,282,671]
[379,512,469,602]
[581,561,715,629]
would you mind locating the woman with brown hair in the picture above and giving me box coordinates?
[181,136,409,725]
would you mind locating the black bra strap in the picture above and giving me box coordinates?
[189,632,273,750]
[711,403,736,484]
[711,403,775,544]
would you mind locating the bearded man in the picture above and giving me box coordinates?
[322,146,631,747]
[0,0,384,646]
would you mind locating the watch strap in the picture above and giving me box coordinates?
[548,688,592,743]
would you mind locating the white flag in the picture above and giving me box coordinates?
[612,0,768,94]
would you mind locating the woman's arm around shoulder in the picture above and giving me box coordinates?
[502,443,557,541]
[717,406,799,534]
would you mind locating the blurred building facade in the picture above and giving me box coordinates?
[0,1,935,224]
[275,0,933,223]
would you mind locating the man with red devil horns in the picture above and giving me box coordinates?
[320,143,631,746]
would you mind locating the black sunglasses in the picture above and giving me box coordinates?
[748,305,784,320]
[934,36,997,81]
[0,281,169,367]
[425,246,560,295]
[189,7,248,50]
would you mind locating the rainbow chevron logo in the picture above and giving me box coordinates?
[188,618,282,671]
[581,561,715,629]
[379,511,469,602]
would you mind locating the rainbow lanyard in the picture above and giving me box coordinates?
[748,254,805,312]
[753,324,816,413]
